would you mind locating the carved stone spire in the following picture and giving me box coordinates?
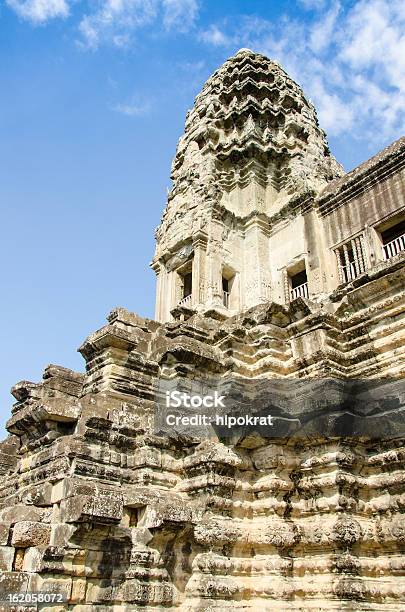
[152,49,344,322]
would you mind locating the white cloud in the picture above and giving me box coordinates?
[199,0,405,144]
[6,0,199,45]
[162,0,199,32]
[77,0,198,48]
[6,0,69,24]
[112,92,151,116]
[340,0,405,90]
[113,101,150,116]
[310,77,354,135]
[297,0,326,10]
[199,24,230,46]
[78,0,158,49]
[309,2,340,53]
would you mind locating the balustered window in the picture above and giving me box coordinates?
[335,235,366,284]
[177,267,193,307]
[380,219,405,261]
[289,266,309,301]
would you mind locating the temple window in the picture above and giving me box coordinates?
[222,268,236,308]
[222,277,230,308]
[380,218,405,261]
[178,267,193,307]
[289,267,309,301]
[335,235,366,283]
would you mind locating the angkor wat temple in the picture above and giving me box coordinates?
[0,49,404,610]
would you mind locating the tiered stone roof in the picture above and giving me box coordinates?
[156,49,343,253]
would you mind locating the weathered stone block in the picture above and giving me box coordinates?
[71,578,87,603]
[27,574,72,600]
[0,571,29,597]
[0,524,10,546]
[61,495,123,524]
[21,547,44,572]
[0,546,15,571]
[49,523,77,547]
[119,579,174,604]
[11,522,51,548]
[85,579,120,603]
[1,505,44,525]
[142,502,192,529]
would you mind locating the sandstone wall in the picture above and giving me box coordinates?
[0,256,404,610]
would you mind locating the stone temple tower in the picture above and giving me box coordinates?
[152,48,344,322]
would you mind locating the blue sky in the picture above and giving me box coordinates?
[1,0,404,434]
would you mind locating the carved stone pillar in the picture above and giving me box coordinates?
[192,229,208,308]
[165,269,179,321]
[243,215,271,308]
[206,219,224,308]
[152,260,168,323]
[282,268,290,305]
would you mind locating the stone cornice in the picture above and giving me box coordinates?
[316,136,405,216]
